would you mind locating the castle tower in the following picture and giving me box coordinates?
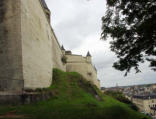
[40,0,51,23]
[86,51,91,63]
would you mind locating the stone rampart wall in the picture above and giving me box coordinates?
[66,54,100,88]
[0,0,23,92]
[51,32,66,71]
[21,0,53,89]
[21,0,66,89]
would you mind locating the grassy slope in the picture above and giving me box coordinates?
[0,69,150,119]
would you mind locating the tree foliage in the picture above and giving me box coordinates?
[101,0,156,75]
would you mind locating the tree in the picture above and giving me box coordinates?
[101,0,156,75]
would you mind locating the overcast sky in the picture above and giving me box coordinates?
[45,0,156,87]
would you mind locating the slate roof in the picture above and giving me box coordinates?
[133,94,156,99]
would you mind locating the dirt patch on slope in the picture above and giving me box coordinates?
[0,110,28,119]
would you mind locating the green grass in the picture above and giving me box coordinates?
[0,69,150,119]
[105,90,139,111]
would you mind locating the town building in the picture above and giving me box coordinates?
[132,94,156,118]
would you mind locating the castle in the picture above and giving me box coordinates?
[0,0,100,96]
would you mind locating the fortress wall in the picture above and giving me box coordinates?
[0,0,24,92]
[66,62,88,77]
[66,55,86,63]
[87,63,100,88]
[66,55,100,88]
[21,0,53,89]
[0,0,100,93]
[51,32,66,71]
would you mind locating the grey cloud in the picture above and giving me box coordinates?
[46,0,156,87]
[98,61,156,87]
[46,0,106,49]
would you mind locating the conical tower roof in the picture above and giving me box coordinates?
[86,51,91,57]
[61,45,65,50]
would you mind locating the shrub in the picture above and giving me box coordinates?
[105,91,139,111]
[61,55,67,64]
